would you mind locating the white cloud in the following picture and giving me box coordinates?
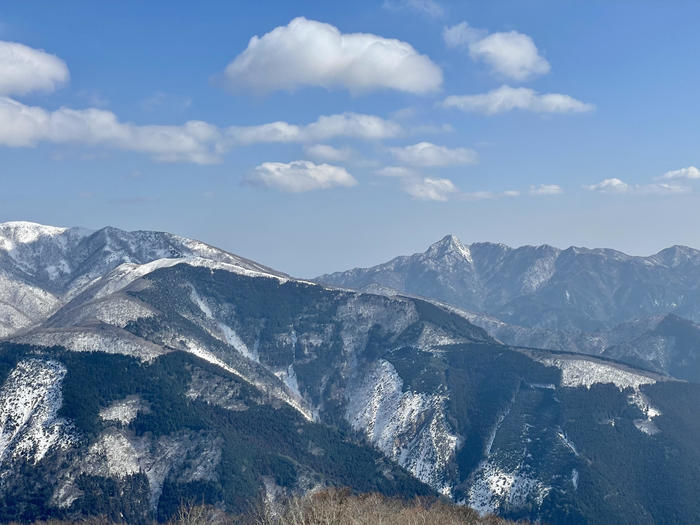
[0,96,402,163]
[389,141,477,167]
[585,178,690,195]
[383,0,444,18]
[227,112,402,144]
[530,184,563,195]
[0,96,221,163]
[461,189,521,200]
[469,32,550,81]
[0,41,69,96]
[375,166,420,178]
[247,160,357,193]
[443,22,486,48]
[376,164,521,202]
[658,166,700,180]
[306,113,402,140]
[221,17,442,94]
[443,22,549,81]
[443,85,594,115]
[304,144,353,162]
[404,176,458,201]
[584,178,629,194]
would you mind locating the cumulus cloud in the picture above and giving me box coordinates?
[389,141,477,167]
[443,85,594,115]
[585,178,690,195]
[584,178,629,194]
[303,144,353,162]
[0,96,402,163]
[443,22,549,81]
[530,184,563,195]
[383,0,444,18]
[404,176,458,201]
[0,41,69,96]
[0,96,222,163]
[658,166,700,180]
[227,112,402,144]
[221,17,442,94]
[247,160,357,192]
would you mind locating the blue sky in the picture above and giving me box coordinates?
[1,1,699,276]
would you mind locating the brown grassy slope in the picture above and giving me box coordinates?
[24,489,520,525]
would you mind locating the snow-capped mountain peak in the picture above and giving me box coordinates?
[425,234,474,264]
[0,221,89,251]
[0,221,285,338]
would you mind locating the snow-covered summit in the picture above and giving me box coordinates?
[425,234,474,264]
[0,221,286,338]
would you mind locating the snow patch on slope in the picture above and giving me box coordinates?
[0,359,75,465]
[15,328,167,362]
[189,286,259,362]
[521,252,558,292]
[63,428,221,510]
[628,390,661,435]
[467,462,550,517]
[542,357,657,390]
[179,337,312,421]
[99,396,147,425]
[543,356,663,435]
[346,359,457,496]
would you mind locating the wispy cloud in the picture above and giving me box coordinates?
[530,184,563,195]
[141,91,193,112]
[443,85,594,115]
[585,178,690,195]
[227,112,402,145]
[389,141,477,167]
[375,166,421,178]
[376,165,522,202]
[303,144,353,163]
[383,0,444,18]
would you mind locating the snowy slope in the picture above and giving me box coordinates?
[0,221,285,338]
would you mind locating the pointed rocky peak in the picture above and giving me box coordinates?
[425,234,473,263]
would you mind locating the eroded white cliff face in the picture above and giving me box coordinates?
[467,462,551,516]
[346,359,457,496]
[0,359,75,465]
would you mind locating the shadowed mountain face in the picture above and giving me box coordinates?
[3,223,700,524]
[317,235,700,332]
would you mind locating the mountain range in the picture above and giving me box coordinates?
[317,234,700,381]
[2,223,700,524]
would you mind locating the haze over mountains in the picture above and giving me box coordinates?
[2,222,700,523]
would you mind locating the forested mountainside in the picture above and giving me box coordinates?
[3,223,700,524]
